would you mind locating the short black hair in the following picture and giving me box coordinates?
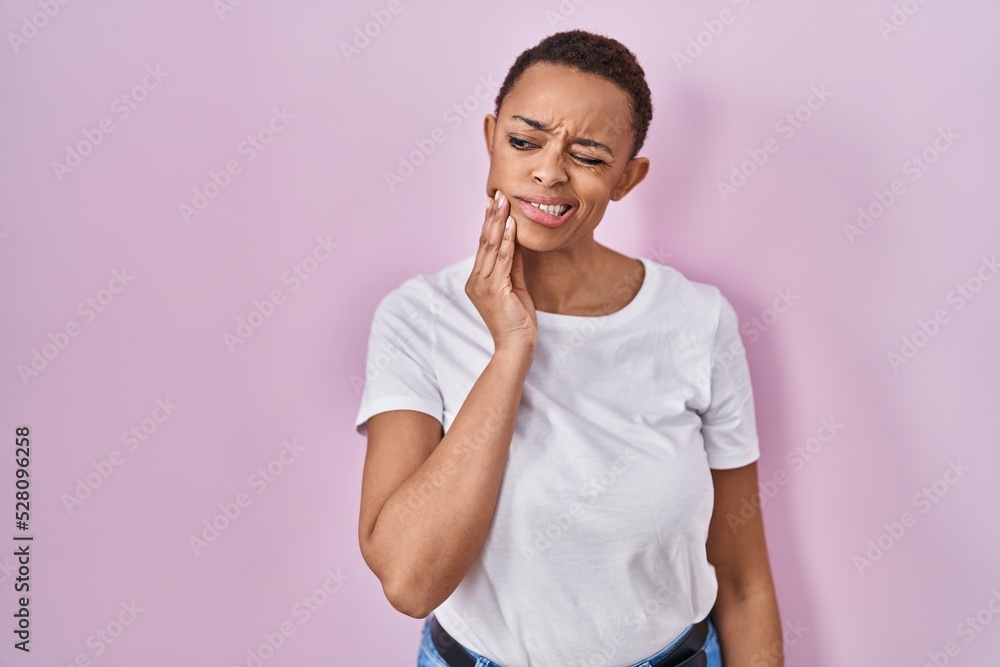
[494,29,653,162]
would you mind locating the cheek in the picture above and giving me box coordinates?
[488,147,513,170]
[578,183,611,208]
[486,163,510,190]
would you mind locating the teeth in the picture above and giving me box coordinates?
[530,202,570,216]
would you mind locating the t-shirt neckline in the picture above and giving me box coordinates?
[533,256,654,329]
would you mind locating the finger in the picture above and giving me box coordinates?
[471,194,497,277]
[490,215,516,281]
[496,189,510,217]
[510,233,526,293]
[480,190,507,277]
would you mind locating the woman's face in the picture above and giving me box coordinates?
[483,62,649,252]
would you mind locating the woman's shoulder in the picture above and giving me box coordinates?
[642,256,725,316]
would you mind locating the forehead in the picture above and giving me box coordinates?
[501,62,632,143]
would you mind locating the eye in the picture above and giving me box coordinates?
[574,155,605,166]
[508,136,536,151]
[507,136,605,166]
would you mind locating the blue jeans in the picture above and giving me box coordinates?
[417,614,723,667]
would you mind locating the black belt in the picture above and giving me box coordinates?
[429,615,709,667]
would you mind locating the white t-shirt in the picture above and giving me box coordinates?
[354,254,761,667]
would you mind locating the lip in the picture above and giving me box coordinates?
[514,196,578,228]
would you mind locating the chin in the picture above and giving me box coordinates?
[513,229,566,254]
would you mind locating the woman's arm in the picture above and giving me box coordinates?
[360,192,536,619]
[706,462,785,666]
[360,346,533,618]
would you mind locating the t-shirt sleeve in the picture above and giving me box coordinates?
[354,282,444,438]
[698,291,761,469]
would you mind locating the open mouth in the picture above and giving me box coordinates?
[528,202,571,217]
[515,198,577,227]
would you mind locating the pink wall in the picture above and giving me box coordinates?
[1,1,998,665]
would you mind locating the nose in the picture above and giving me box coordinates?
[531,144,569,188]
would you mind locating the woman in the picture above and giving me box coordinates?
[355,30,783,667]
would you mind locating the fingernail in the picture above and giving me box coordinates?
[494,190,502,203]
[505,216,513,230]
[498,192,506,207]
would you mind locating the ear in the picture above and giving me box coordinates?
[609,156,650,201]
[483,114,497,160]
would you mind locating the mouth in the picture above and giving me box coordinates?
[514,197,578,228]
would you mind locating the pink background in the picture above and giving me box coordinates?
[2,1,999,665]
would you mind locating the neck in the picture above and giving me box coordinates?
[519,240,638,316]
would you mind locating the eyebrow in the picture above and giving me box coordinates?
[509,114,614,157]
